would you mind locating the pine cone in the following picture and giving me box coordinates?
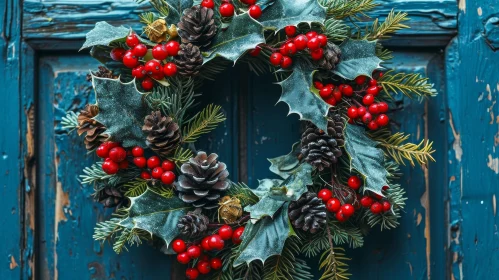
[173,43,203,77]
[177,208,210,238]
[142,111,181,157]
[288,192,326,234]
[175,151,230,209]
[301,115,345,171]
[77,104,108,150]
[86,66,116,81]
[96,187,124,208]
[178,6,218,48]
[316,42,341,70]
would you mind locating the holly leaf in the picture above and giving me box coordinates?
[92,76,148,148]
[161,0,193,24]
[334,39,383,80]
[203,13,265,63]
[344,124,389,195]
[268,141,301,179]
[80,21,154,50]
[245,179,285,220]
[119,189,191,247]
[278,61,330,131]
[258,0,327,31]
[233,204,294,266]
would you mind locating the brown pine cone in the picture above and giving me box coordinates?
[316,42,341,70]
[96,187,124,208]
[178,6,218,48]
[86,66,116,82]
[142,111,181,157]
[77,104,108,150]
[177,208,210,238]
[288,192,326,234]
[173,43,203,77]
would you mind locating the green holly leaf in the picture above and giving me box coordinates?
[233,204,294,266]
[245,179,285,220]
[119,189,191,247]
[268,141,301,179]
[162,0,194,25]
[278,61,330,131]
[81,21,154,50]
[92,76,148,148]
[344,124,389,195]
[258,0,326,31]
[334,39,383,80]
[203,13,265,63]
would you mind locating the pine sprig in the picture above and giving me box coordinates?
[323,18,350,42]
[262,237,313,280]
[319,246,351,280]
[134,0,169,17]
[226,182,259,207]
[93,218,123,241]
[170,147,194,168]
[363,183,407,230]
[319,0,378,20]
[182,104,226,143]
[80,162,113,185]
[364,10,409,40]
[122,178,149,197]
[139,12,156,25]
[378,70,437,99]
[370,129,436,166]
[61,111,79,133]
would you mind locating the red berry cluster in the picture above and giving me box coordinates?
[130,147,176,184]
[173,225,245,279]
[96,142,129,174]
[268,27,328,69]
[201,0,261,19]
[314,81,353,106]
[110,32,179,91]
[359,185,392,215]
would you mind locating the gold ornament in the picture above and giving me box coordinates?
[167,24,178,39]
[145,19,168,43]
[218,196,242,224]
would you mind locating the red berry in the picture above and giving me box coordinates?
[110,47,126,61]
[326,198,341,212]
[132,146,144,157]
[357,106,367,116]
[314,81,324,90]
[201,0,215,9]
[378,102,389,113]
[355,75,367,85]
[145,60,162,75]
[210,257,223,270]
[151,167,164,179]
[165,41,180,56]
[186,268,199,279]
[347,106,358,119]
[163,62,177,77]
[293,35,308,50]
[279,45,287,55]
[126,33,140,48]
[270,53,283,66]
[249,46,261,57]
[332,87,342,101]
[200,255,210,262]
[370,202,383,214]
[382,186,390,191]
[324,96,337,106]
[161,160,175,171]
[241,0,257,5]
[118,160,129,169]
[360,196,374,208]
[102,160,119,175]
[133,44,148,57]
[187,245,202,259]
[317,189,332,202]
[366,86,379,96]
[367,120,379,130]
[219,225,233,240]
[201,237,212,251]
[362,94,375,105]
[317,34,328,47]
[161,171,176,185]
[311,48,324,60]
[208,235,225,251]
[140,171,151,179]
[232,227,245,244]
[177,252,191,264]
[307,37,320,51]
[362,112,372,123]
[152,44,168,60]
[109,147,127,163]
[368,103,379,114]
[369,79,378,86]
[305,31,318,40]
[133,157,147,168]
[122,51,139,68]
[382,201,392,212]
[96,144,111,158]
[319,85,332,99]
[376,114,389,126]
[341,204,355,216]
[197,261,211,274]
[284,42,297,56]
[347,175,362,190]
[151,71,165,81]
[335,209,348,222]
[219,3,235,17]
[142,77,154,91]
[132,65,146,79]
[339,84,353,96]
[147,156,161,169]
[285,26,297,37]
[172,239,187,253]
[280,56,293,69]
[249,5,262,19]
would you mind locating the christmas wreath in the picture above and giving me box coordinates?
[63,0,437,278]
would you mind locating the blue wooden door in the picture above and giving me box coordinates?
[1,0,497,279]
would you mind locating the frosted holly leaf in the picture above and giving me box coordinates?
[162,0,194,24]
[245,179,285,220]
[258,0,327,31]
[268,141,301,179]
[119,189,191,247]
[80,21,154,50]
[334,39,383,80]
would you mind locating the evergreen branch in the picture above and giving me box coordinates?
[319,0,378,20]
[263,237,313,280]
[376,43,393,61]
[139,12,156,25]
[324,18,350,42]
[93,218,123,241]
[182,104,226,143]
[170,147,194,168]
[199,57,232,80]
[370,129,436,166]
[226,182,260,207]
[122,178,149,197]
[378,70,437,98]
[319,247,351,280]
[134,0,169,17]
[363,183,407,230]
[364,10,409,40]
[113,228,151,254]
[80,162,113,185]
[153,184,175,198]
[61,111,79,133]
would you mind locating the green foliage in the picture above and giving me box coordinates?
[262,237,313,280]
[334,39,382,80]
[139,12,156,25]
[170,146,194,168]
[182,104,226,143]
[319,0,377,20]
[319,247,351,280]
[135,0,170,16]
[227,182,260,208]
[268,142,301,179]
[81,21,154,50]
[378,70,437,99]
[376,44,394,61]
[258,0,327,31]
[112,228,152,254]
[135,0,193,22]
[61,111,79,133]
[363,183,406,230]
[121,178,175,198]
[80,161,113,185]
[364,10,409,40]
[369,129,436,166]
[323,18,349,42]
